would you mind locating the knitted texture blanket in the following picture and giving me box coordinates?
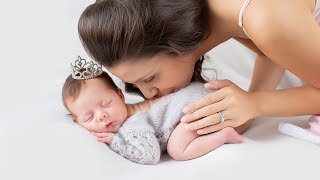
[110,83,211,164]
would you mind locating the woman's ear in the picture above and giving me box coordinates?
[117,88,125,101]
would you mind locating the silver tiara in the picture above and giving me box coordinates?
[71,56,103,80]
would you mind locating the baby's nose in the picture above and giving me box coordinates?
[97,112,108,122]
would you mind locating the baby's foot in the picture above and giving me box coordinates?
[221,127,243,144]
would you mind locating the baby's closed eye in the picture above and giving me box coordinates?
[101,100,112,107]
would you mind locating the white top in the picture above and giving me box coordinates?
[239,0,320,38]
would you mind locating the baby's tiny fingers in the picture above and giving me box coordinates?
[97,136,113,144]
[92,132,110,138]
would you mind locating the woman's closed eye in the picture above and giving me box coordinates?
[144,75,155,83]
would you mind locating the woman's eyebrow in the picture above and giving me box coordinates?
[134,73,153,83]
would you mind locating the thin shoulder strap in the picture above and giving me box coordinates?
[238,0,252,38]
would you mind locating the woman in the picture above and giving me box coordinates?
[78,0,320,135]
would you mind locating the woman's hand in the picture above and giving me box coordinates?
[181,80,260,135]
[91,131,114,145]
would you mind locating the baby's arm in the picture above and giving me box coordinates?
[167,123,243,161]
[127,99,159,117]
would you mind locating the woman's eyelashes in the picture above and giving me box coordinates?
[144,75,155,83]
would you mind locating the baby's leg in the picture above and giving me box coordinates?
[167,123,242,161]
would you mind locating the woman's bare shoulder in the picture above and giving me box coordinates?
[243,0,314,42]
[243,0,320,87]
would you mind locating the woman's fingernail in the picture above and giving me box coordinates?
[181,116,186,122]
[183,107,189,113]
[205,82,215,87]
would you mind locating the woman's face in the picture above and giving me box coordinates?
[108,53,198,99]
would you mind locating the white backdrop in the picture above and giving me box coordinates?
[1,1,319,180]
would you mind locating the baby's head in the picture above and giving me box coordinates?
[62,71,128,133]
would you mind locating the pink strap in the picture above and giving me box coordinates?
[238,0,252,38]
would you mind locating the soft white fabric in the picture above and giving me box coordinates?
[279,122,320,145]
[1,1,319,180]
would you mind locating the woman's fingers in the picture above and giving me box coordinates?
[204,80,233,90]
[196,120,234,135]
[181,80,257,134]
[183,88,226,114]
[183,113,219,130]
[184,110,230,131]
[181,100,226,123]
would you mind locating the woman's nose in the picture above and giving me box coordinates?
[140,86,158,99]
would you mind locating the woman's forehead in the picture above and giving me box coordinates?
[108,58,162,83]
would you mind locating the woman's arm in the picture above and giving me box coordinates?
[234,37,286,92]
[249,54,285,91]
[235,54,286,134]
[182,81,320,134]
[244,0,320,88]
[230,38,286,133]
[255,84,320,117]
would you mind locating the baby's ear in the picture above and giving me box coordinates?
[117,88,124,100]
[66,113,77,123]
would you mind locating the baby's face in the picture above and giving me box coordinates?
[67,78,128,133]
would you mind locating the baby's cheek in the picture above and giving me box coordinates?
[111,109,126,122]
[83,124,95,132]
[82,123,100,132]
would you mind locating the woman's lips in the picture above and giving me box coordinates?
[171,89,179,93]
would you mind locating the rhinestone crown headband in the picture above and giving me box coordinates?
[71,56,103,80]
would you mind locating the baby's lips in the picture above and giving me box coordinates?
[105,121,115,128]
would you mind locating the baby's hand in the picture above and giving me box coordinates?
[91,132,114,145]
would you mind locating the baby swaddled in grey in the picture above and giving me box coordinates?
[110,83,212,164]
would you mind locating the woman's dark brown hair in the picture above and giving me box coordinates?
[78,0,208,96]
